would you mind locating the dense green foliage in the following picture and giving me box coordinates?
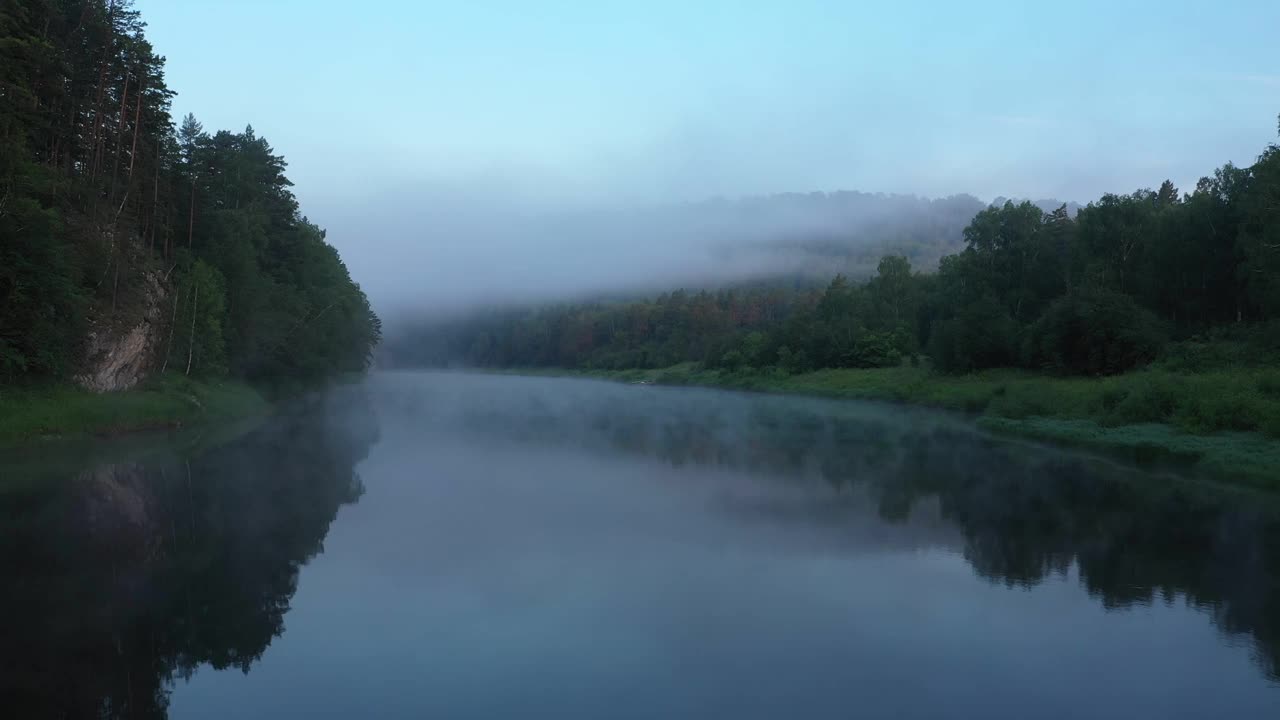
[0,0,379,388]
[389,121,1280,383]
[1021,289,1167,375]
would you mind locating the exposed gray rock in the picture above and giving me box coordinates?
[76,271,168,392]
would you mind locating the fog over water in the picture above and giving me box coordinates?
[5,373,1279,718]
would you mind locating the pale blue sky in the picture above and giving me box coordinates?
[134,0,1280,307]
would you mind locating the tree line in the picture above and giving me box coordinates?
[390,120,1280,376]
[0,0,379,389]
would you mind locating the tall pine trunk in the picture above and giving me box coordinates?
[114,75,144,225]
[109,73,129,205]
[187,178,196,248]
[151,137,161,251]
[87,0,115,181]
[186,284,199,376]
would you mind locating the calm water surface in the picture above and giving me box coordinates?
[3,371,1279,718]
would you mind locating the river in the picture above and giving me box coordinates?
[3,371,1278,718]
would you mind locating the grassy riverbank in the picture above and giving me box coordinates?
[0,374,269,446]
[528,364,1280,488]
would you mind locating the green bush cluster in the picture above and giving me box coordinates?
[1023,289,1167,375]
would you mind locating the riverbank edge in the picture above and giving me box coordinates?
[488,364,1280,489]
[0,374,270,446]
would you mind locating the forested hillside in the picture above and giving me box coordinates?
[0,0,379,391]
[670,191,988,277]
[386,121,1280,378]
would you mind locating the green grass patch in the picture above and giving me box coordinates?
[0,373,268,446]
[978,417,1280,490]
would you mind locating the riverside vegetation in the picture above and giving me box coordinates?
[1,1,380,440]
[550,362,1280,487]
[389,121,1280,486]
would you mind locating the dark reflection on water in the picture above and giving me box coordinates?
[0,389,378,718]
[372,372,1280,685]
[3,371,1280,719]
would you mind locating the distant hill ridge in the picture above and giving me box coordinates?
[670,190,1081,279]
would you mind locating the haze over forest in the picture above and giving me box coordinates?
[129,0,1280,319]
[326,192,1092,316]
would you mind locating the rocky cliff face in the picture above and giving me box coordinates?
[76,270,169,393]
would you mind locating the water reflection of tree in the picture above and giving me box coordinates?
[436,391,1280,682]
[0,390,379,718]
